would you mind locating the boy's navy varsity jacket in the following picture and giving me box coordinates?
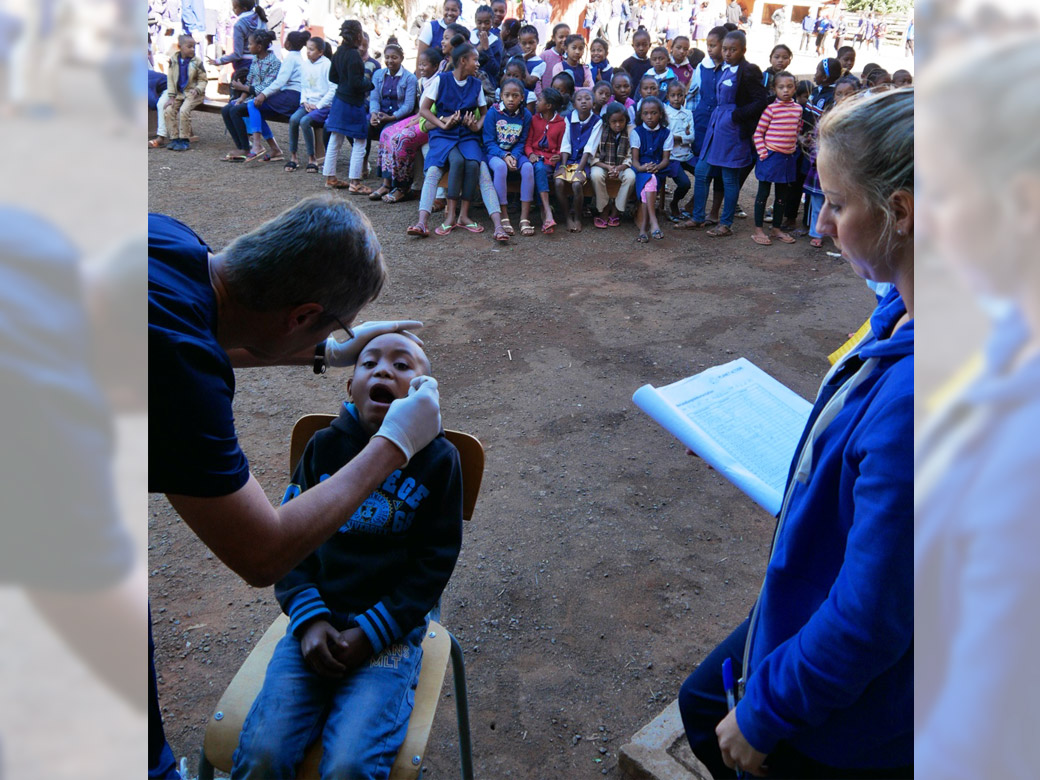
[275,403,463,654]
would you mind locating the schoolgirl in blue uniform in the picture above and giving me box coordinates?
[415,0,463,71]
[555,87,601,232]
[589,38,613,85]
[686,30,768,237]
[409,42,488,237]
[630,96,686,243]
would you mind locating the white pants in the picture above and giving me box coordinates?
[590,166,635,211]
[156,90,170,137]
[322,133,366,179]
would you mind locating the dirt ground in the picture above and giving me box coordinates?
[148,110,876,779]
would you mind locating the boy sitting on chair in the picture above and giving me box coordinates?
[231,333,463,780]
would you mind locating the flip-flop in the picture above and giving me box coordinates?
[706,226,733,237]
[594,217,608,229]
[607,216,620,227]
[149,138,166,148]
[541,218,556,234]
[751,234,773,245]
[265,153,285,162]
[434,223,455,236]
[673,220,705,230]
[305,162,320,173]
[406,223,429,238]
[222,153,246,162]
[636,233,649,243]
[456,222,484,233]
[810,237,824,248]
[284,161,299,172]
[651,229,664,240]
[493,227,510,243]
[774,233,797,244]
[244,151,265,163]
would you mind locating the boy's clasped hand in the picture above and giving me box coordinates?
[300,619,374,678]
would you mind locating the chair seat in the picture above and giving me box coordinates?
[202,615,452,780]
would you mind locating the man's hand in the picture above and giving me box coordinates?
[300,619,348,678]
[332,627,373,671]
[324,320,424,368]
[716,709,768,777]
[375,376,441,463]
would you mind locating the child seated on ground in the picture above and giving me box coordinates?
[158,35,207,151]
[230,333,463,780]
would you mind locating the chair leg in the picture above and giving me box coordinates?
[198,748,215,780]
[449,632,474,780]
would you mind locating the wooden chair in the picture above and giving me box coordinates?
[197,415,483,780]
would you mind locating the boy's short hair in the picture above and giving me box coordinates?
[354,333,432,375]
[177,33,195,46]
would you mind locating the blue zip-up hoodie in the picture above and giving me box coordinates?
[738,288,913,769]
[275,403,463,655]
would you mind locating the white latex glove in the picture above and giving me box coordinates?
[324,320,424,368]
[374,376,442,464]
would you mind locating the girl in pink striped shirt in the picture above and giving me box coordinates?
[752,72,803,245]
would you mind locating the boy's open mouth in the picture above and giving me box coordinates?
[369,385,397,405]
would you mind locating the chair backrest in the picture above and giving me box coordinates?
[289,413,484,521]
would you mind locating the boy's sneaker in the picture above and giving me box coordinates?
[167,139,184,151]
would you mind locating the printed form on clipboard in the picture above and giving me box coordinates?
[632,358,812,516]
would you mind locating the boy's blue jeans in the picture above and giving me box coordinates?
[231,622,425,780]
[691,159,741,226]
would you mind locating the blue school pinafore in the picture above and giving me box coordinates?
[691,64,719,159]
[424,72,485,171]
[633,124,679,197]
[700,65,753,169]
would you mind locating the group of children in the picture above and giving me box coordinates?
[148,3,913,248]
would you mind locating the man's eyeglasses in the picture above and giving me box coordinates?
[331,315,355,340]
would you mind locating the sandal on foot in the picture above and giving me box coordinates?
[493,227,510,243]
[500,217,514,235]
[751,234,773,245]
[244,150,265,162]
[349,183,374,195]
[432,198,446,212]
[222,153,246,162]
[704,218,719,226]
[149,137,166,148]
[265,153,285,162]
[706,225,733,237]
[541,218,556,234]
[519,219,535,236]
[325,176,351,189]
[369,187,390,201]
[284,161,299,172]
[774,232,796,244]
[651,229,664,240]
[673,219,705,230]
[406,223,430,238]
[607,216,621,227]
[383,188,411,203]
[305,162,320,173]
[810,237,824,248]
[594,217,608,229]
[456,221,485,233]
[636,233,649,243]
[434,222,455,236]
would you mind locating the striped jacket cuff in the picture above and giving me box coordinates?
[355,602,402,655]
[286,587,332,637]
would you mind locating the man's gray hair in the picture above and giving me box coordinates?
[221,196,386,320]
